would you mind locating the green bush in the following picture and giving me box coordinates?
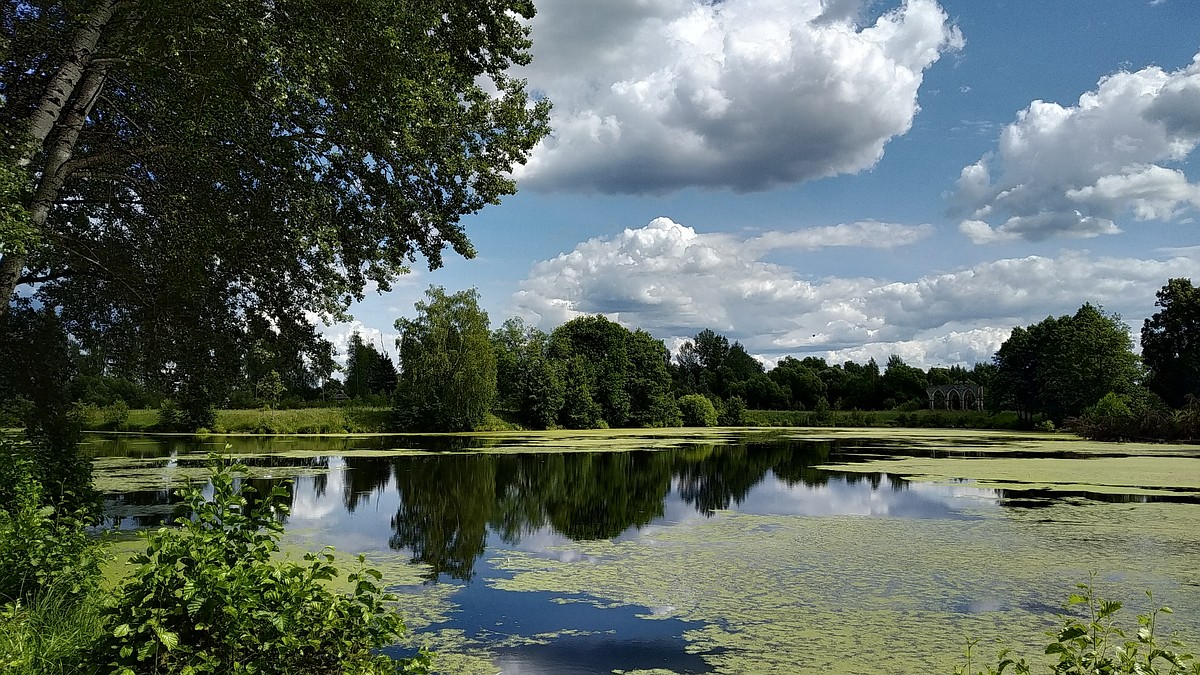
[678,394,718,427]
[719,396,747,426]
[0,396,33,429]
[155,400,182,431]
[102,401,130,431]
[958,582,1199,675]
[98,455,426,675]
[0,442,101,603]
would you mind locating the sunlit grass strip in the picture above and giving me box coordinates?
[0,583,104,675]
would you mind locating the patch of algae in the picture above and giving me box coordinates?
[486,504,1200,674]
[89,456,338,493]
[817,454,1200,496]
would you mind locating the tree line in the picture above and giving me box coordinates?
[7,278,1198,438]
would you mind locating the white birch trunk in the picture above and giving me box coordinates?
[2,1,120,313]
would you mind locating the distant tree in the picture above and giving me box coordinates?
[768,357,827,409]
[673,329,730,396]
[393,287,496,432]
[344,333,397,399]
[678,394,718,427]
[719,395,747,426]
[841,359,883,410]
[993,304,1140,423]
[1142,278,1200,408]
[731,373,788,409]
[718,342,765,397]
[881,354,927,408]
[550,316,632,427]
[549,316,677,428]
[491,318,565,429]
[256,370,285,407]
[625,330,681,427]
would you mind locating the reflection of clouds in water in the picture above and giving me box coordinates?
[731,474,999,519]
[283,459,403,554]
[497,528,601,564]
[289,458,346,522]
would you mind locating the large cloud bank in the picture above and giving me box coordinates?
[513,218,1200,367]
[512,0,962,194]
[954,53,1200,243]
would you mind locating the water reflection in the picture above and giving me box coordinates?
[94,437,1002,581]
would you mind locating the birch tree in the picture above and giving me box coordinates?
[0,1,549,408]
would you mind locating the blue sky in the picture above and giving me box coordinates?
[324,0,1200,370]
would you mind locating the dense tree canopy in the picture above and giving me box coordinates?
[1,0,550,417]
[343,333,397,400]
[393,286,496,432]
[992,304,1140,423]
[548,316,679,429]
[1142,278,1200,408]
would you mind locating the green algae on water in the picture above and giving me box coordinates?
[485,506,1200,674]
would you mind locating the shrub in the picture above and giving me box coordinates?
[0,441,101,603]
[102,401,130,431]
[155,400,182,431]
[98,455,426,675]
[0,396,33,429]
[958,581,1199,675]
[720,396,747,426]
[678,394,718,427]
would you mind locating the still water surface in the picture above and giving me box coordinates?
[86,430,1200,674]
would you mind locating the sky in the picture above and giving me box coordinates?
[323,0,1200,371]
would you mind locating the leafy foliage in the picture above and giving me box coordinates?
[546,316,680,428]
[1142,278,1200,409]
[344,333,398,400]
[4,0,551,416]
[993,305,1141,424]
[958,582,1199,675]
[491,318,565,429]
[99,455,424,675]
[0,439,101,603]
[393,286,497,432]
[678,394,719,427]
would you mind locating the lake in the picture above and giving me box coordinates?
[86,428,1200,674]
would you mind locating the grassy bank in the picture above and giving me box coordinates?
[743,408,1029,430]
[80,406,393,435]
[81,404,1035,435]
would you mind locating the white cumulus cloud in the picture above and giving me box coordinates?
[513,0,962,194]
[513,218,1200,367]
[952,53,1200,242]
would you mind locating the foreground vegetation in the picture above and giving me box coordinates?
[1,436,426,675]
[958,582,1199,675]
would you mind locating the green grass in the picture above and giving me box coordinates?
[81,406,393,434]
[0,584,104,675]
[80,404,1034,435]
[743,408,1026,430]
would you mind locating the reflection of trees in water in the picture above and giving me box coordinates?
[541,452,672,540]
[996,488,1200,507]
[379,441,861,581]
[388,454,496,581]
[674,443,779,515]
[341,457,395,512]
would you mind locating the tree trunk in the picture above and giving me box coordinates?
[2,3,120,314]
[17,0,121,167]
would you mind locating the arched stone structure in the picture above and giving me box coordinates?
[926,383,984,411]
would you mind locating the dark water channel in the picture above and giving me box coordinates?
[85,432,1200,674]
